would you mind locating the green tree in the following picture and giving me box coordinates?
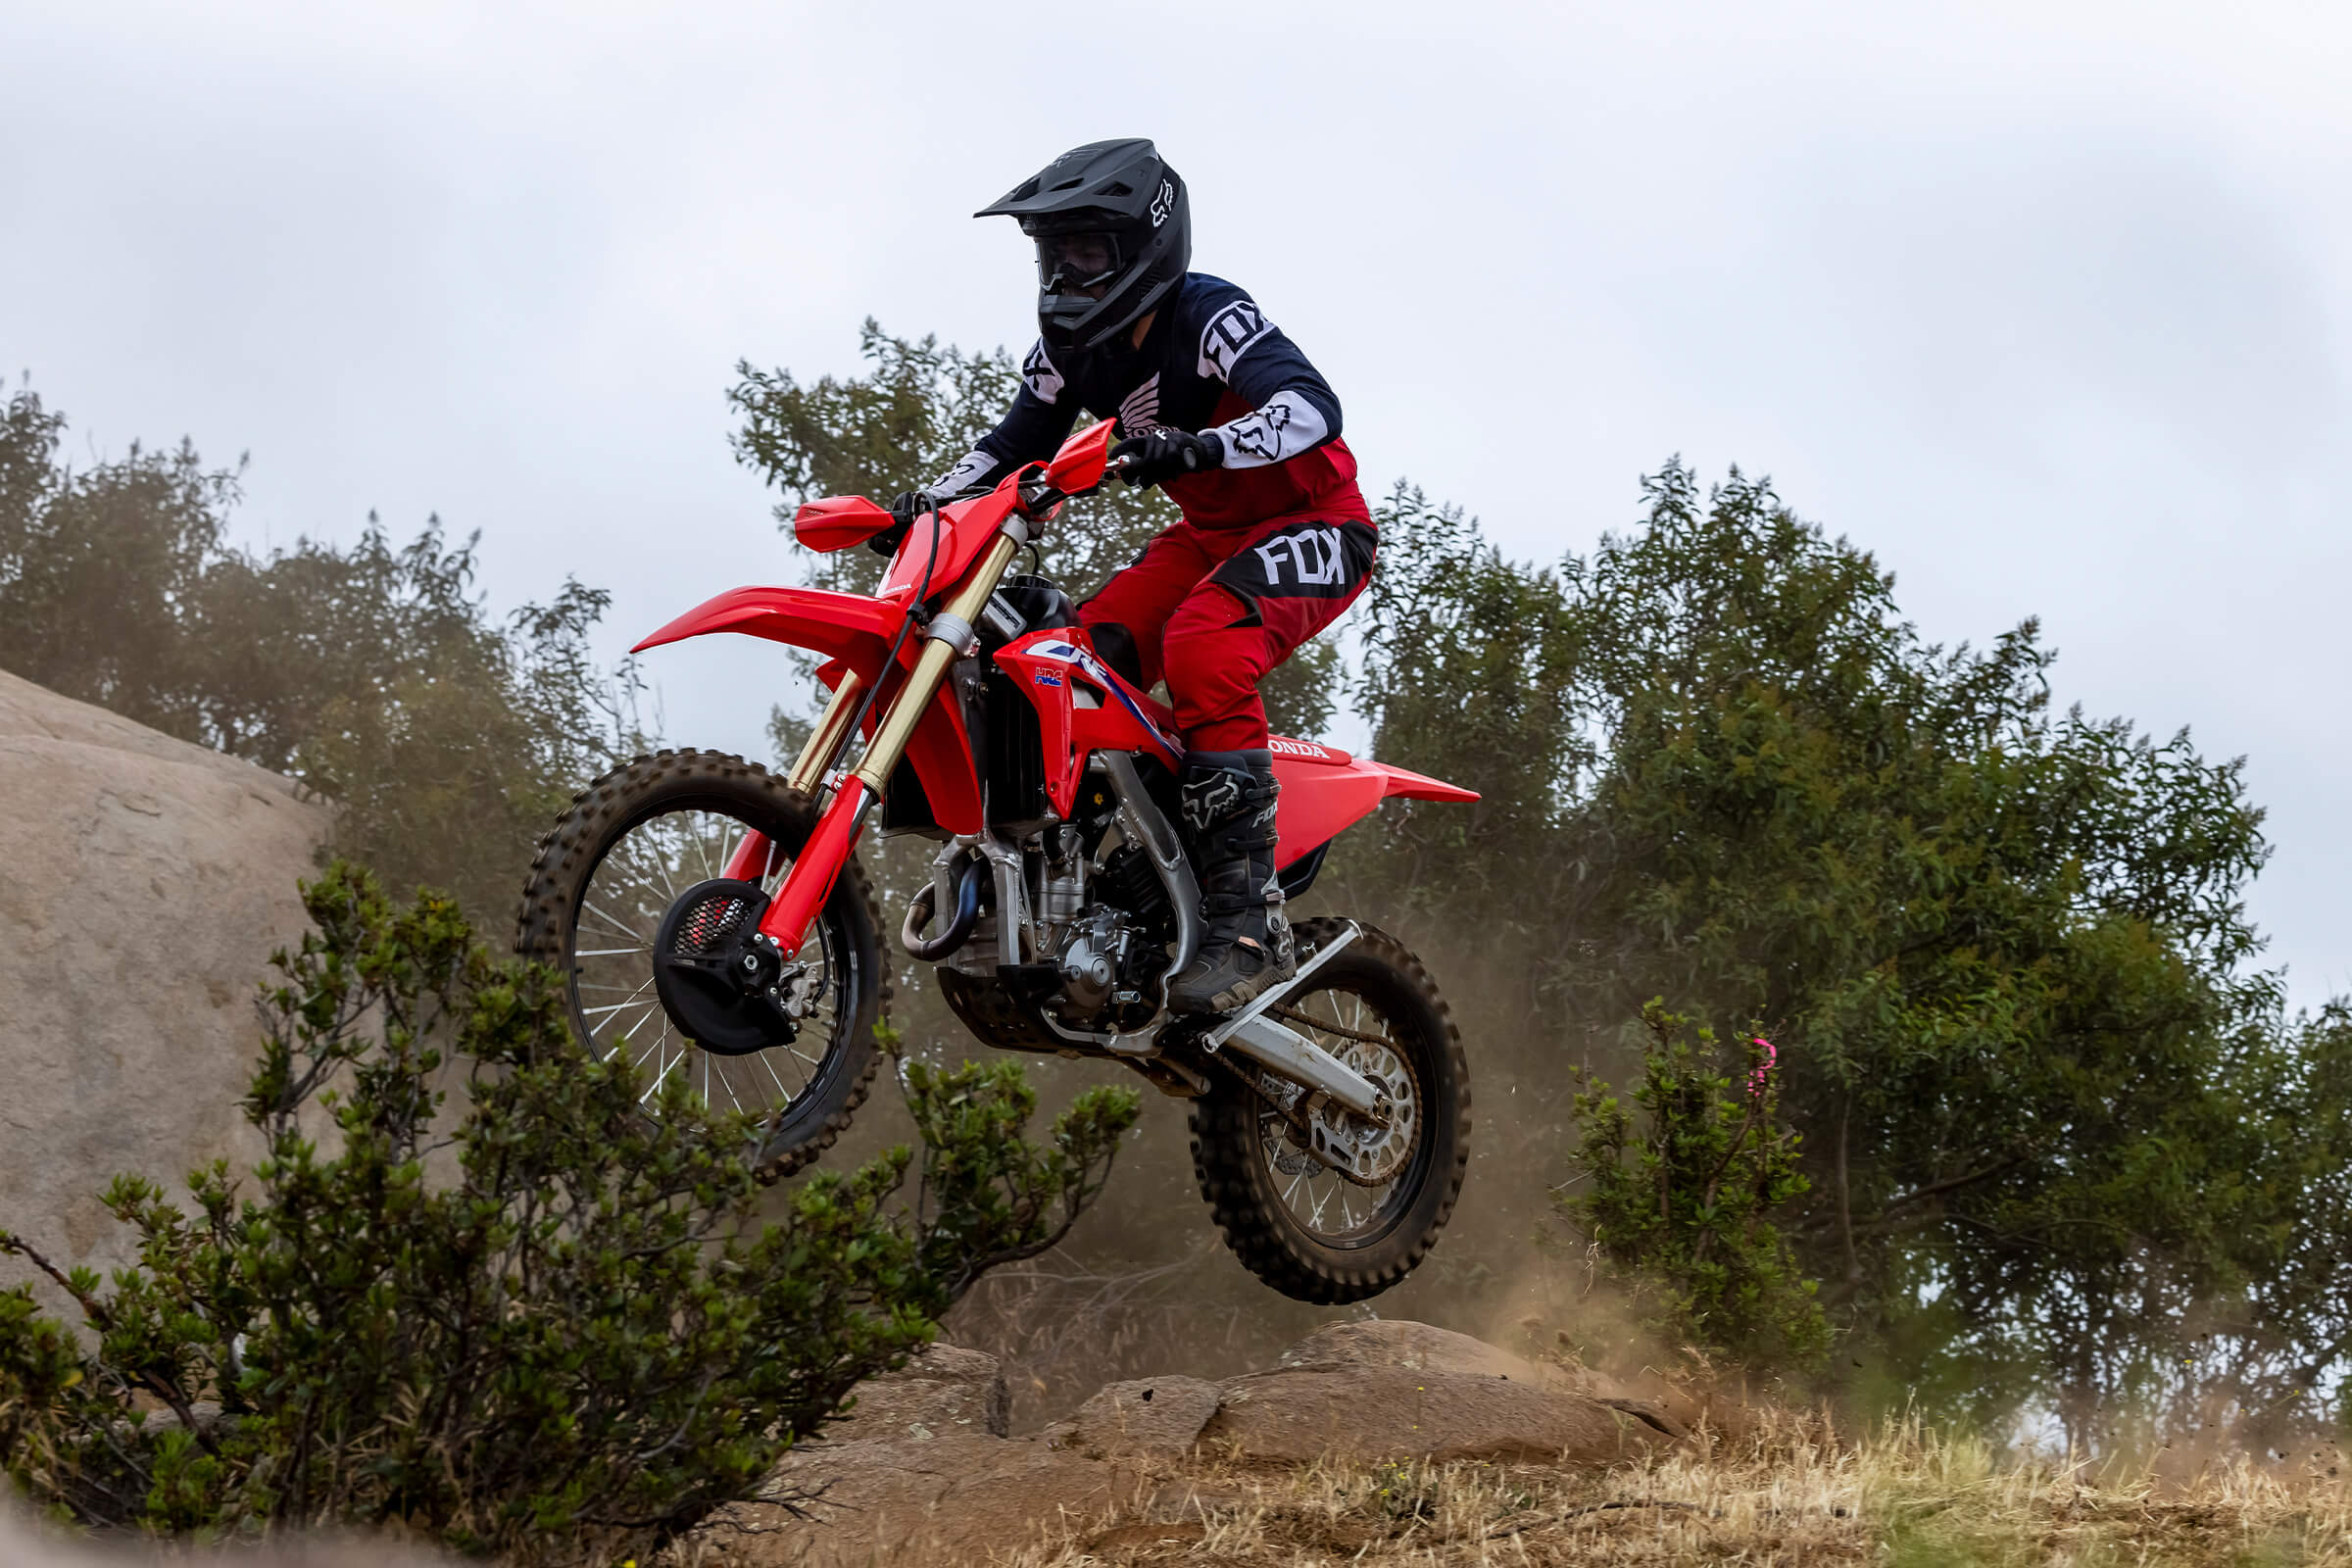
[0,382,631,921]
[0,864,1137,1563]
[1348,461,2352,1437]
[1561,1002,1829,1368]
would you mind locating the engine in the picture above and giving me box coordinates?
[932,822,1176,1043]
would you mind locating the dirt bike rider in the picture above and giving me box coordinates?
[883,138,1376,1016]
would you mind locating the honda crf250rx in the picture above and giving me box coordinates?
[518,419,1477,1302]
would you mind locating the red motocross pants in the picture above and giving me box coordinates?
[1079,510,1379,752]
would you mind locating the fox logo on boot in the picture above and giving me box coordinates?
[1182,771,1241,834]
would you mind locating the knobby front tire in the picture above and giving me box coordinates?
[515,748,887,1180]
[1188,918,1472,1303]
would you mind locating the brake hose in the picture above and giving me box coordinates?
[832,494,946,780]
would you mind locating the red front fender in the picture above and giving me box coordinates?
[632,584,908,662]
[630,584,983,833]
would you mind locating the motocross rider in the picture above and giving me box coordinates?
[888,137,1374,1015]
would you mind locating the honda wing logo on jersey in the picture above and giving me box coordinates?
[1254,525,1349,588]
[1116,373,1163,434]
[1198,300,1273,381]
[1021,342,1064,404]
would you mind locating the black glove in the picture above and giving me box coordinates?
[1110,428,1224,489]
[873,491,936,558]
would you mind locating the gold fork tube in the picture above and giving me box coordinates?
[851,531,1023,796]
[785,668,865,795]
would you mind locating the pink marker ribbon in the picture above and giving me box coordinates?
[1746,1037,1778,1098]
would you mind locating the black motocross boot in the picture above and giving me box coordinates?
[1167,749,1297,1014]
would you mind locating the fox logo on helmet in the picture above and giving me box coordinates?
[1150,178,1177,228]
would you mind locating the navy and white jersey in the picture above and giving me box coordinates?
[930,273,1367,531]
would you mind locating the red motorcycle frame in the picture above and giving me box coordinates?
[631,417,1474,968]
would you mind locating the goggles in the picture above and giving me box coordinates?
[1034,230,1123,297]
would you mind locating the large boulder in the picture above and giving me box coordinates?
[0,669,329,1310]
[1201,1317,1679,1464]
[700,1322,1684,1564]
[811,1342,1011,1444]
[1042,1375,1224,1459]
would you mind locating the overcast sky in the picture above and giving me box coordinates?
[6,0,2346,1004]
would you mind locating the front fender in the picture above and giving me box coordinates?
[631,584,982,833]
[632,584,910,662]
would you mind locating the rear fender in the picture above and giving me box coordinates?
[630,585,983,833]
[1271,743,1477,869]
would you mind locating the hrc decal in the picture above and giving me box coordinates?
[1031,670,1064,688]
[1197,299,1274,382]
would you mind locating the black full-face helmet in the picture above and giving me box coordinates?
[976,138,1190,355]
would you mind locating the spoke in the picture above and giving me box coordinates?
[599,1004,658,1060]
[578,911,648,947]
[641,1042,685,1102]
[574,947,647,959]
[608,858,685,919]
[584,899,652,946]
[759,1050,796,1104]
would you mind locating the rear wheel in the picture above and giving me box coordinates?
[515,749,886,1179]
[1188,919,1470,1303]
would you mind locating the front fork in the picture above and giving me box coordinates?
[746,525,1028,957]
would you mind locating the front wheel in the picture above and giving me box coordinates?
[1188,919,1471,1303]
[515,749,887,1179]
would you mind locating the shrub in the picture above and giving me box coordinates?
[0,863,1138,1563]
[1558,1000,1829,1369]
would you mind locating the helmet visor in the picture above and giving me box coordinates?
[1035,230,1123,299]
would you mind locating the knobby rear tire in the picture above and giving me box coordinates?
[1188,918,1471,1303]
[515,748,887,1181]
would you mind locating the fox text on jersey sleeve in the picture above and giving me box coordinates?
[1197,299,1275,381]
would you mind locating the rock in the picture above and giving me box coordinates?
[1042,1376,1222,1458]
[0,670,330,1318]
[811,1342,1010,1444]
[1276,1318,1550,1383]
[706,1434,1145,1568]
[688,1320,1684,1562]
[1201,1321,1681,1464]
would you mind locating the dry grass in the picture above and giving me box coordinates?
[982,1413,2352,1568]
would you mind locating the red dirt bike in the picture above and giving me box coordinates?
[518,418,1477,1302]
